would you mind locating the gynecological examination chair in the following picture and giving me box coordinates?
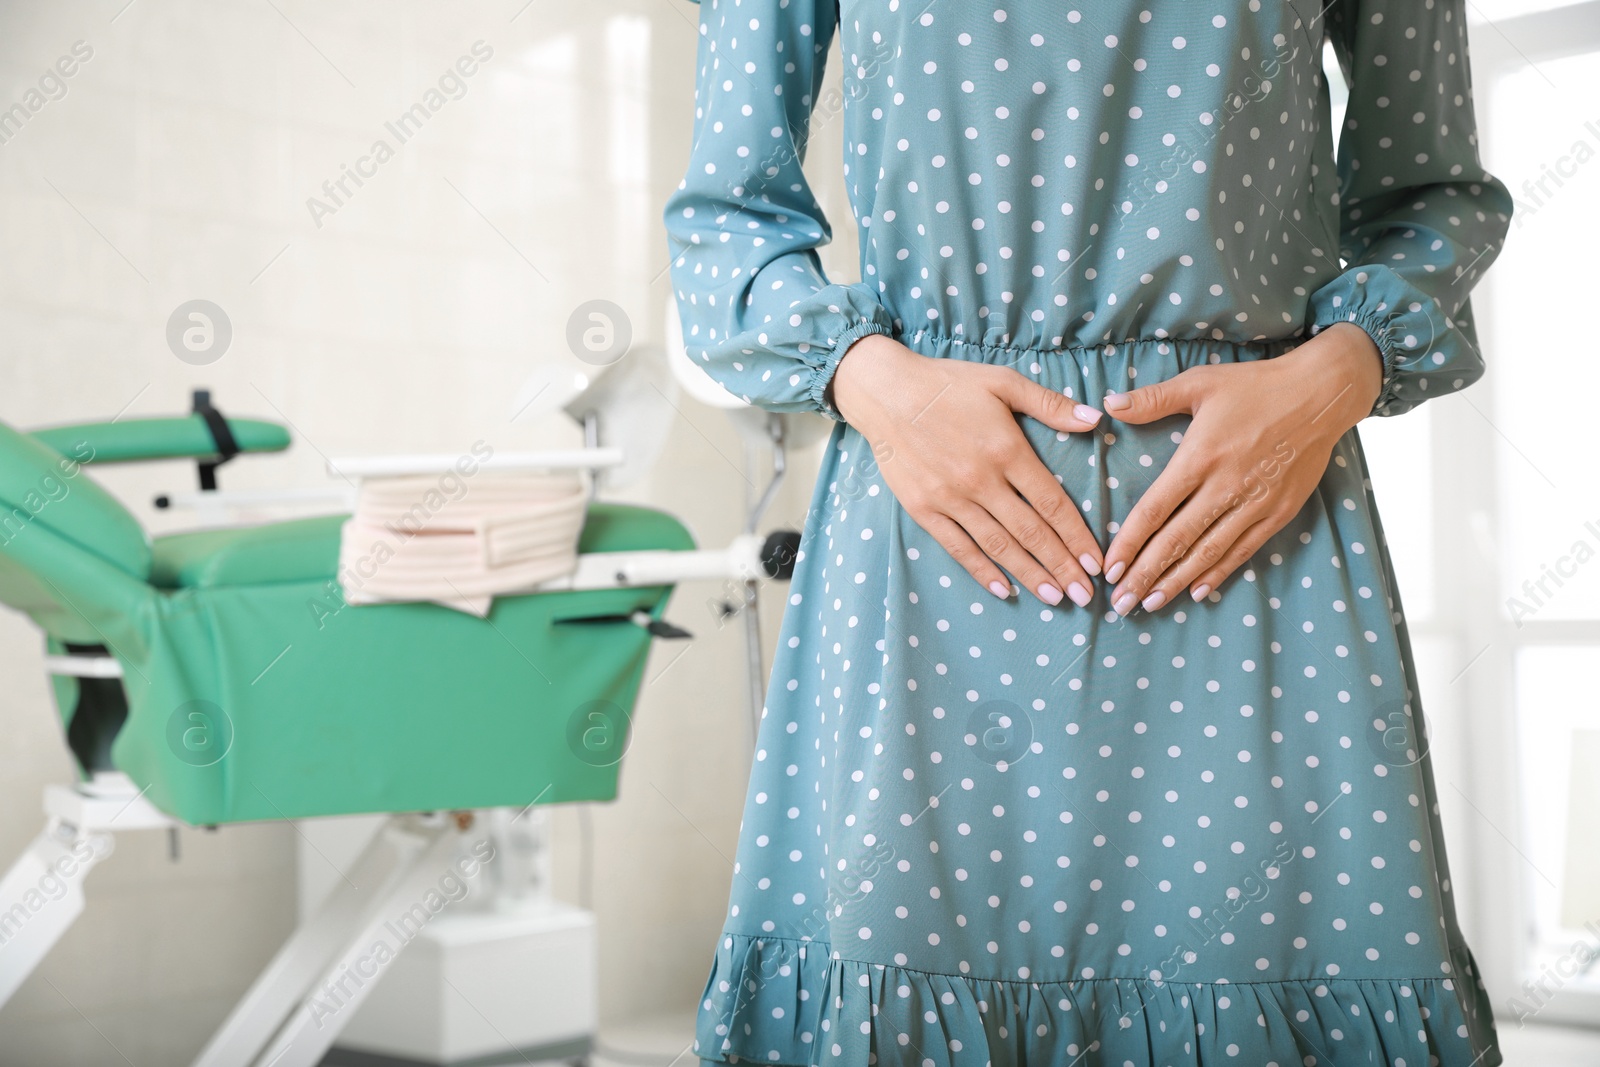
[0,330,809,1067]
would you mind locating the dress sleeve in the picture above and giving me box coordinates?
[664,0,895,422]
[1307,0,1514,417]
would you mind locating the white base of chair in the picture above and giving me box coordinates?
[0,781,490,1067]
[42,772,176,830]
[0,773,146,1008]
[331,897,597,1065]
[192,812,480,1067]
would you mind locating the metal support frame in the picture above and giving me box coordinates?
[740,413,789,745]
[0,772,170,1009]
[0,818,115,1006]
[192,813,470,1067]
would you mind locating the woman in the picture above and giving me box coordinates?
[665,0,1512,1063]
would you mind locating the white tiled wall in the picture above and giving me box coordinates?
[0,1,837,1061]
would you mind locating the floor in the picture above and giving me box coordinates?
[590,1009,1600,1067]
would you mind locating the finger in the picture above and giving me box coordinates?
[983,484,1097,607]
[1127,500,1265,614]
[1101,367,1206,425]
[1186,514,1287,603]
[1101,458,1205,585]
[1109,489,1244,614]
[1005,458,1105,581]
[917,511,1017,601]
[990,370,1104,434]
[949,499,1079,608]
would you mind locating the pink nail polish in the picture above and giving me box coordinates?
[1113,592,1137,616]
[989,580,1011,599]
[1142,590,1166,611]
[1105,560,1127,584]
[1066,581,1092,607]
[1038,583,1064,605]
[1104,392,1131,410]
[1073,404,1102,424]
[1079,553,1102,577]
[1191,584,1212,602]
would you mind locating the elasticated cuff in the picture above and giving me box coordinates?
[1307,305,1401,419]
[811,317,895,423]
[1304,263,1478,419]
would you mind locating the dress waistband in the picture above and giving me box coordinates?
[892,327,1301,369]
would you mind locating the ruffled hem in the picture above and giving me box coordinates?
[694,932,1501,1067]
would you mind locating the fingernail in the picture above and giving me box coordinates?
[1104,392,1131,410]
[1141,590,1166,611]
[1078,553,1102,577]
[1105,560,1127,583]
[1191,584,1211,602]
[1037,582,1064,605]
[1066,581,1093,607]
[1113,592,1137,616]
[1073,404,1102,424]
[989,580,1011,599]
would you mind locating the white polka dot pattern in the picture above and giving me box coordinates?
[666,1,1509,1064]
[664,0,1511,420]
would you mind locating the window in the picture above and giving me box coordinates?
[1348,0,1600,1030]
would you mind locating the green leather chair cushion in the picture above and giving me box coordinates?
[0,421,150,581]
[151,515,344,589]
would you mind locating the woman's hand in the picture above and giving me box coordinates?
[831,334,1106,607]
[1098,323,1385,614]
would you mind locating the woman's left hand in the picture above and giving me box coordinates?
[1098,323,1385,615]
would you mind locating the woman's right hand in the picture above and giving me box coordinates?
[829,334,1105,607]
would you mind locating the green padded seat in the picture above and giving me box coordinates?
[151,515,345,589]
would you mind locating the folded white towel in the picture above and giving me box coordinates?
[337,471,587,616]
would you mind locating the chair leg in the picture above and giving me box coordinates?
[190,813,466,1067]
[0,817,114,1007]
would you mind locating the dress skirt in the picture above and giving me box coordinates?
[692,331,1500,1066]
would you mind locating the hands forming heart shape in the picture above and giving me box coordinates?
[829,323,1383,613]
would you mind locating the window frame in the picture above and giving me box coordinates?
[1439,0,1600,1032]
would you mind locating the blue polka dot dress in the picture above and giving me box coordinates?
[664,1,1513,1064]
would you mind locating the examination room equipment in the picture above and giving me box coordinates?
[0,318,814,1067]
